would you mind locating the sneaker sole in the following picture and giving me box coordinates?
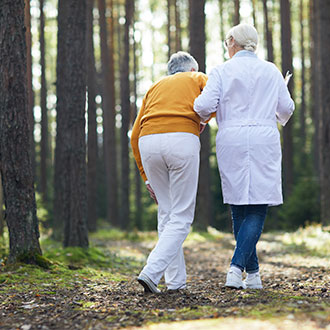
[137,278,160,294]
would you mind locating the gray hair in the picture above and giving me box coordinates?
[226,23,258,52]
[167,51,199,75]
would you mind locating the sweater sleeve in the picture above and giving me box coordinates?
[130,96,148,182]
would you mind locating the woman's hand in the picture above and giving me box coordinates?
[146,182,158,204]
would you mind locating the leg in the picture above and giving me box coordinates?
[138,133,200,287]
[231,204,267,272]
[164,247,186,290]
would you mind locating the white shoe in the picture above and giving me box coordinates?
[137,273,161,293]
[225,270,246,289]
[244,273,263,289]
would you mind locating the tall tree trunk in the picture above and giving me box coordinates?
[219,0,226,61]
[316,0,330,225]
[120,0,133,229]
[280,0,294,195]
[0,0,42,262]
[132,2,142,230]
[299,0,306,148]
[262,0,274,62]
[251,0,257,29]
[234,0,240,25]
[40,0,49,203]
[0,174,4,236]
[98,0,118,226]
[54,0,89,247]
[309,0,319,176]
[189,0,211,231]
[87,0,98,232]
[167,0,172,58]
[175,0,182,51]
[24,0,35,178]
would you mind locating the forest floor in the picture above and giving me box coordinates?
[0,225,329,330]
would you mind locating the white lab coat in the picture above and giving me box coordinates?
[194,50,295,206]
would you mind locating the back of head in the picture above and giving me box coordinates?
[226,23,258,52]
[167,51,199,75]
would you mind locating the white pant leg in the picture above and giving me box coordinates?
[138,133,200,287]
[164,247,186,290]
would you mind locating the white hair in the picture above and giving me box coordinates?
[167,51,199,75]
[226,23,258,52]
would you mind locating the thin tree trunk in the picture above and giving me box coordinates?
[219,0,226,61]
[234,0,240,25]
[87,0,98,232]
[132,2,142,230]
[309,0,319,176]
[175,0,182,51]
[120,0,133,229]
[189,0,211,231]
[98,0,118,226]
[0,0,42,262]
[263,0,274,62]
[280,0,294,195]
[316,0,330,225]
[40,0,49,203]
[251,0,257,29]
[54,0,89,247]
[167,0,172,58]
[0,174,4,236]
[24,0,35,178]
[299,0,306,148]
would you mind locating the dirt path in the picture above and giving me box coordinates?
[0,231,329,329]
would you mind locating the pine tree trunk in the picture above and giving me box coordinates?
[120,0,133,229]
[132,2,142,230]
[263,0,274,62]
[234,0,240,25]
[280,0,294,195]
[54,0,89,247]
[0,174,4,236]
[0,0,42,262]
[24,0,35,179]
[87,0,98,232]
[98,0,118,226]
[299,0,306,148]
[167,0,172,58]
[40,0,49,203]
[219,0,226,61]
[316,0,330,225]
[251,0,257,29]
[175,0,182,51]
[309,0,319,176]
[189,0,211,231]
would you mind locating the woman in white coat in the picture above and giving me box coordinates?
[194,23,295,289]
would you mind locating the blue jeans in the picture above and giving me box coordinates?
[230,204,268,273]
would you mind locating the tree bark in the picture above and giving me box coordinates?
[316,0,330,225]
[251,0,257,30]
[87,0,98,232]
[280,0,294,195]
[120,0,133,229]
[0,0,42,262]
[189,0,212,231]
[234,0,240,25]
[24,0,35,179]
[175,0,182,51]
[299,0,306,148]
[167,0,172,59]
[54,0,89,247]
[219,0,226,61]
[40,0,49,203]
[98,0,118,226]
[262,0,274,62]
[0,173,4,236]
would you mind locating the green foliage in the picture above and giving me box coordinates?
[276,178,320,230]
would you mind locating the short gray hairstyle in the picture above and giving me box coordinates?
[167,51,199,75]
[226,23,258,52]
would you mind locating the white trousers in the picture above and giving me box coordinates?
[138,132,200,290]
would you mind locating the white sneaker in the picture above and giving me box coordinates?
[137,273,161,293]
[225,270,246,289]
[244,273,263,289]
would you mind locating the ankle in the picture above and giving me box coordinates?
[247,271,259,279]
[230,265,243,276]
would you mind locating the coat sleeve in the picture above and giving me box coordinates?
[276,72,295,126]
[130,95,148,182]
[194,68,221,121]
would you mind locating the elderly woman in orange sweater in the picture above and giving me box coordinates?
[131,52,211,293]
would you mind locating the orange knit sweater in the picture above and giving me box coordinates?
[131,71,208,181]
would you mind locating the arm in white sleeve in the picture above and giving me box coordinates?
[194,68,221,122]
[276,73,295,126]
